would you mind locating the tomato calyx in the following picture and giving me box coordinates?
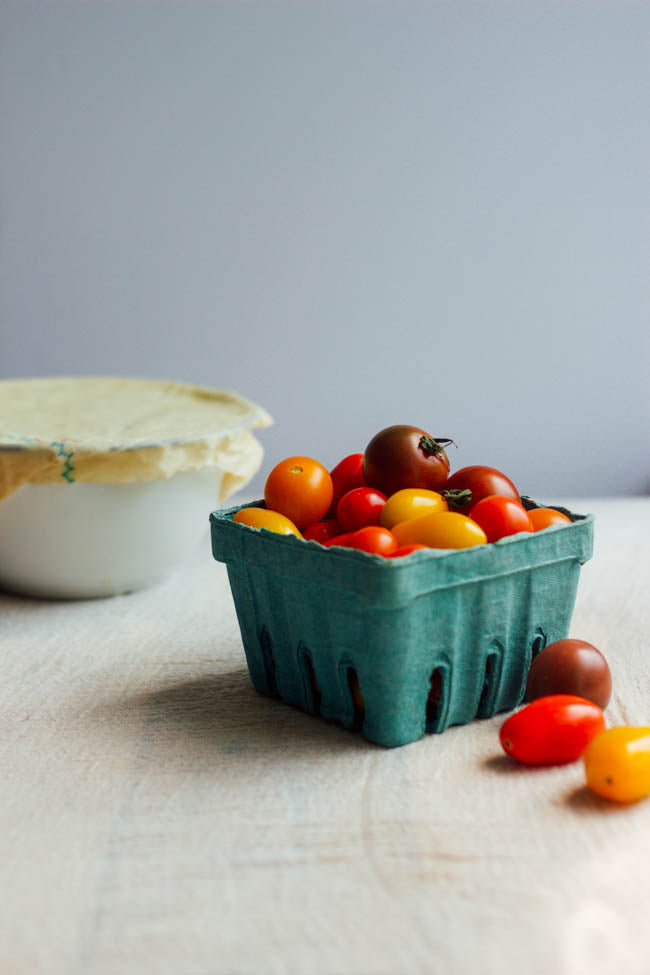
[442,488,472,509]
[419,436,455,457]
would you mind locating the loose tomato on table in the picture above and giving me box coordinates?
[584,728,650,803]
[500,694,606,765]
[528,507,572,531]
[324,526,398,556]
[443,465,521,511]
[469,495,532,543]
[526,639,612,709]
[337,487,387,531]
[264,456,333,529]
[327,453,367,517]
[233,507,302,538]
[380,488,447,530]
[363,425,452,496]
[392,511,487,549]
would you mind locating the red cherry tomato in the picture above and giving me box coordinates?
[324,526,398,556]
[469,495,532,543]
[443,465,520,511]
[500,694,606,766]
[302,519,343,544]
[327,453,366,517]
[337,487,387,532]
[363,425,451,496]
[388,544,429,558]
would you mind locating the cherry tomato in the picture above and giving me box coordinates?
[388,544,429,558]
[363,425,451,496]
[469,495,532,543]
[584,728,650,803]
[528,507,572,531]
[302,519,343,544]
[443,465,520,511]
[500,694,606,765]
[264,456,333,530]
[526,639,612,709]
[393,511,487,550]
[324,526,398,556]
[380,489,447,530]
[327,453,366,517]
[233,507,302,538]
[337,487,387,531]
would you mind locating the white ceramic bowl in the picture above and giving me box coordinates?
[0,468,226,599]
[0,377,271,599]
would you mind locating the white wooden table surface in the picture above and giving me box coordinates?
[2,498,650,975]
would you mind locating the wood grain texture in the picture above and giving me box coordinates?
[1,500,649,975]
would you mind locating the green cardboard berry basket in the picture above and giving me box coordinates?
[210,499,593,747]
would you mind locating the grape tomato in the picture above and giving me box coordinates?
[233,507,302,538]
[500,694,605,766]
[380,489,447,530]
[392,511,487,550]
[584,728,650,803]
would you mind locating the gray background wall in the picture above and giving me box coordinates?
[1,1,648,498]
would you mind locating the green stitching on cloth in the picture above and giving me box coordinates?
[51,441,75,483]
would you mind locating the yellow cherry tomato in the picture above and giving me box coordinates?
[584,727,650,803]
[393,511,487,549]
[233,507,302,538]
[380,488,447,530]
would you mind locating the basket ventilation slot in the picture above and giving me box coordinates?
[531,630,546,661]
[347,668,365,731]
[477,650,499,718]
[426,666,447,733]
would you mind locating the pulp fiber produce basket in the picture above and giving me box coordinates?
[210,499,594,747]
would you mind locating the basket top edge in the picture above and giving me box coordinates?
[210,498,593,567]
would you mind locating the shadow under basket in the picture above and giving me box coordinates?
[210,499,594,748]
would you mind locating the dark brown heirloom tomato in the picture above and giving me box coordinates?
[443,465,520,511]
[363,425,451,496]
[526,639,612,710]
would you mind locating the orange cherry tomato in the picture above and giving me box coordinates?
[528,507,572,531]
[469,495,532,543]
[500,694,606,766]
[264,456,333,529]
[324,526,398,556]
[233,507,302,537]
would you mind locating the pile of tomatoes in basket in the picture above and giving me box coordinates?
[233,423,572,556]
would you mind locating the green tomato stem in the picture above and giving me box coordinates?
[419,436,455,457]
[442,488,473,509]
